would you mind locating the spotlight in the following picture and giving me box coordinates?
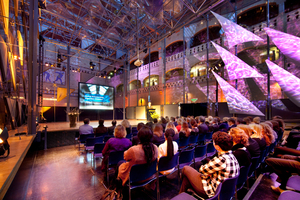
[57,54,62,63]
[77,67,80,72]
[114,67,117,73]
[14,55,18,60]
[89,61,95,70]
[45,62,49,67]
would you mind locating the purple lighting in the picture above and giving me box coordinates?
[264,27,300,65]
[265,60,300,107]
[211,41,264,80]
[212,71,265,116]
[211,11,263,49]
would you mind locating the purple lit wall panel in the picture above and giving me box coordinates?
[212,71,265,116]
[211,11,263,49]
[264,27,300,65]
[265,60,300,107]
[211,41,264,80]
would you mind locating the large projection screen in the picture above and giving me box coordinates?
[78,82,114,110]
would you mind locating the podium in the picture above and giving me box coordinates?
[147,109,156,121]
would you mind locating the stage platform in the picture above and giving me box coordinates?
[0,135,35,199]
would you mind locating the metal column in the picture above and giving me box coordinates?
[66,45,70,121]
[266,0,271,119]
[28,0,38,135]
[163,38,167,105]
[148,39,151,106]
[206,14,210,116]
[183,26,186,103]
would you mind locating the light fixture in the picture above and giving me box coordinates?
[89,61,95,70]
[57,53,62,63]
[114,67,117,73]
[14,55,18,60]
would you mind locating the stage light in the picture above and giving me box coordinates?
[45,62,49,67]
[114,67,117,73]
[57,54,62,63]
[14,55,18,60]
[90,61,95,70]
[77,67,80,72]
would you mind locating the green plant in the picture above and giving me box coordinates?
[150,112,159,120]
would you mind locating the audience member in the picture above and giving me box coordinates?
[179,121,192,138]
[121,119,131,135]
[243,117,251,125]
[153,118,158,124]
[253,117,261,124]
[190,119,199,134]
[198,116,209,136]
[209,118,219,133]
[238,124,261,157]
[95,119,108,137]
[131,122,145,145]
[179,131,239,198]
[260,123,275,146]
[79,118,93,135]
[117,126,158,186]
[107,120,117,135]
[166,122,179,141]
[219,117,229,132]
[171,117,178,126]
[152,123,165,145]
[101,125,132,171]
[249,124,267,150]
[266,147,300,193]
[176,118,183,132]
[228,118,237,131]
[158,128,179,175]
[160,117,168,131]
[229,127,251,167]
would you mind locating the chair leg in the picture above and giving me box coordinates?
[157,173,160,200]
[129,186,131,200]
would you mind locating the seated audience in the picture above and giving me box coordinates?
[160,117,168,131]
[171,117,178,127]
[107,120,117,135]
[158,128,179,175]
[253,117,261,124]
[101,125,132,171]
[176,118,183,132]
[152,123,165,145]
[219,117,229,132]
[117,126,158,186]
[228,117,237,131]
[243,117,252,125]
[190,119,199,134]
[79,118,93,135]
[179,121,192,138]
[121,119,131,135]
[198,116,209,136]
[95,119,108,137]
[166,122,179,141]
[238,124,261,157]
[229,127,251,167]
[131,122,145,146]
[179,131,239,198]
[260,122,275,146]
[249,124,267,150]
[264,121,278,140]
[209,118,220,133]
[266,146,300,193]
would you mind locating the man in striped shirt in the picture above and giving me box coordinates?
[179,131,240,198]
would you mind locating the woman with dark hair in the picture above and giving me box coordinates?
[179,121,192,138]
[158,128,179,175]
[152,123,165,145]
[117,126,158,186]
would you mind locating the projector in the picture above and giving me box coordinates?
[134,59,143,67]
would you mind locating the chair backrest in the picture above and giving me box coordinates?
[194,145,207,159]
[158,152,179,172]
[126,133,132,139]
[207,142,216,154]
[79,134,94,143]
[207,182,222,200]
[248,156,260,177]
[129,159,157,183]
[104,135,113,143]
[237,164,251,190]
[94,136,103,144]
[197,134,206,144]
[219,172,239,200]
[179,147,195,165]
[85,138,96,147]
[108,151,124,166]
[94,143,105,154]
[178,136,190,148]
[206,132,213,140]
[189,135,198,145]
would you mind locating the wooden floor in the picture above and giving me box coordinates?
[0,135,35,199]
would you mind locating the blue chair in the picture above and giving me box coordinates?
[205,132,213,142]
[219,172,239,200]
[128,159,158,200]
[157,153,179,198]
[78,134,94,151]
[193,144,207,168]
[126,133,132,140]
[236,164,251,192]
[189,135,198,146]
[132,127,138,135]
[170,192,197,200]
[197,134,206,145]
[206,142,216,157]
[85,138,96,152]
[186,182,222,200]
[248,156,260,178]
[178,136,190,149]
[106,150,125,184]
[178,147,195,183]
[278,191,300,200]
[104,135,114,143]
[92,143,105,168]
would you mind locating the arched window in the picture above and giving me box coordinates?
[143,75,159,87]
[165,68,184,82]
[116,84,123,93]
[190,64,207,78]
[285,0,300,12]
[190,26,221,48]
[166,41,187,57]
[143,51,159,65]
[237,4,278,26]
[129,80,141,90]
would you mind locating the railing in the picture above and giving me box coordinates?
[129,60,159,76]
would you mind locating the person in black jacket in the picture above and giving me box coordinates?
[229,127,251,167]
